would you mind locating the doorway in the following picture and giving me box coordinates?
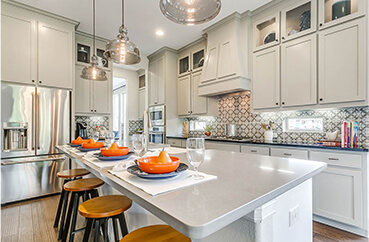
[112,77,126,141]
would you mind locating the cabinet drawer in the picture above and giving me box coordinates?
[205,141,240,152]
[181,140,187,148]
[310,151,362,169]
[271,147,308,160]
[167,139,182,148]
[241,145,270,156]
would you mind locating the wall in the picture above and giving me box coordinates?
[113,67,140,141]
[185,92,369,148]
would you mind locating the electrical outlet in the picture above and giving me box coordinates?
[289,205,300,227]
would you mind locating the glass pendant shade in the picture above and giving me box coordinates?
[81,55,107,81]
[159,0,221,25]
[104,26,141,65]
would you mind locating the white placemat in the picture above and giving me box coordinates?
[108,169,217,196]
[84,153,136,169]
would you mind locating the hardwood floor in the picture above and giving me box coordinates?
[1,195,368,242]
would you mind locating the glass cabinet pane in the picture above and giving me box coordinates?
[255,17,278,48]
[286,2,311,37]
[324,0,358,24]
[192,49,204,71]
[77,44,90,63]
[97,48,109,68]
[179,56,189,75]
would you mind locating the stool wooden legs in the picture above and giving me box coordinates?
[82,213,129,242]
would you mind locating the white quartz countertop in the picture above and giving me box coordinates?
[57,145,326,239]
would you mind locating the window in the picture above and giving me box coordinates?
[284,117,323,132]
[113,77,126,141]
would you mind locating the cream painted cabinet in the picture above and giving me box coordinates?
[1,14,36,85]
[313,167,363,227]
[177,75,191,116]
[75,65,111,115]
[191,72,208,115]
[241,145,270,156]
[318,18,365,104]
[201,45,218,83]
[281,34,317,107]
[252,46,280,110]
[205,141,240,152]
[138,88,145,118]
[38,22,73,89]
[149,57,165,106]
[270,147,308,159]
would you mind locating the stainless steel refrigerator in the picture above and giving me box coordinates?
[1,82,71,204]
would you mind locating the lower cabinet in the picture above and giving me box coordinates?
[167,138,184,148]
[241,145,270,156]
[205,141,240,152]
[270,147,308,160]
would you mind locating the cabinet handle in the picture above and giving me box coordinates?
[328,157,339,161]
[284,153,292,156]
[250,150,257,153]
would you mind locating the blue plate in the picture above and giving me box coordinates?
[68,143,82,147]
[78,146,102,152]
[93,152,133,161]
[127,163,188,179]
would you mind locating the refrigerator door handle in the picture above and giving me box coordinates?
[36,92,40,150]
[1,156,66,166]
[32,92,36,150]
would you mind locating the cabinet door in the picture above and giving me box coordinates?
[156,57,166,105]
[167,138,182,148]
[75,65,92,113]
[93,71,111,114]
[318,18,365,104]
[191,72,208,115]
[1,14,36,84]
[38,22,73,89]
[217,39,236,79]
[313,167,363,227]
[252,46,280,110]
[138,88,145,118]
[178,54,190,77]
[253,13,280,52]
[177,75,191,116]
[281,34,317,107]
[201,45,218,83]
[149,61,158,106]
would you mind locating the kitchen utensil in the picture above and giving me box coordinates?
[224,124,238,137]
[264,130,273,141]
[137,156,180,174]
[100,146,129,157]
[132,134,146,157]
[127,163,188,179]
[325,130,339,141]
[82,142,104,149]
[186,138,205,180]
[262,123,267,130]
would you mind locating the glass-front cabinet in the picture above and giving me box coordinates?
[319,0,366,29]
[178,47,205,77]
[253,13,280,52]
[281,0,317,42]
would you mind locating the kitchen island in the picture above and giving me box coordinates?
[57,145,326,242]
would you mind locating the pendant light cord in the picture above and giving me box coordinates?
[122,0,125,26]
[93,0,96,56]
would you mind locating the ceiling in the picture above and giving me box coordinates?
[15,0,272,57]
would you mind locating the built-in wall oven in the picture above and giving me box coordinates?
[149,126,165,144]
[149,105,165,126]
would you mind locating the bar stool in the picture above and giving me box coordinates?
[54,169,90,237]
[78,195,132,242]
[61,178,105,242]
[120,225,191,242]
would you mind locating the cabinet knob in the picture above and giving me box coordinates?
[91,110,93,112]
[39,81,42,84]
[275,39,278,42]
[94,110,97,112]
[320,23,323,27]
[32,80,35,83]
[282,102,285,105]
[319,98,323,101]
[282,37,285,40]
[276,102,279,105]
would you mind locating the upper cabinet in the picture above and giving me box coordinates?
[318,18,365,104]
[281,0,317,42]
[253,13,280,52]
[1,2,77,89]
[178,47,204,77]
[149,56,165,106]
[318,0,366,30]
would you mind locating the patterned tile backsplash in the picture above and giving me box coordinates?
[75,116,109,137]
[185,93,369,148]
[129,120,143,135]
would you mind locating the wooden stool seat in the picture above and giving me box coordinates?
[57,168,90,178]
[64,178,104,192]
[79,195,132,218]
[120,225,190,242]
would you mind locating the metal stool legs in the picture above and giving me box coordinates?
[54,178,70,228]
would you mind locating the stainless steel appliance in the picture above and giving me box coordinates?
[224,124,238,138]
[149,126,165,144]
[76,122,88,139]
[1,83,71,204]
[149,105,165,126]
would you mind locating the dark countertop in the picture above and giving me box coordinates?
[167,135,368,152]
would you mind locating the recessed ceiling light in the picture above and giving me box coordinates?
[155,30,164,36]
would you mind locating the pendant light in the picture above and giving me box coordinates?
[104,0,141,65]
[159,0,221,25]
[81,0,107,81]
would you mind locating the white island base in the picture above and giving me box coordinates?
[103,179,312,242]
